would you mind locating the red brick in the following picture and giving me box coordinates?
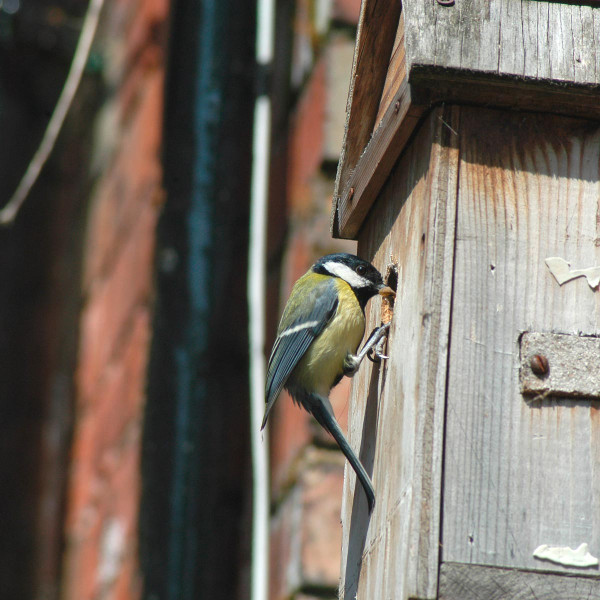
[65,414,101,536]
[60,0,165,598]
[269,456,344,600]
[90,309,149,461]
[112,552,142,600]
[269,484,300,600]
[63,428,142,599]
[103,0,168,90]
[62,511,104,600]
[270,389,312,494]
[287,59,326,214]
[105,427,142,532]
[270,377,352,492]
[124,0,166,74]
[323,34,356,161]
[290,0,316,88]
[332,0,361,24]
[77,199,157,402]
[84,72,163,288]
[299,458,344,586]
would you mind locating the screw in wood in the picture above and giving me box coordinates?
[530,354,549,378]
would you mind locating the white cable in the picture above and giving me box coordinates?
[0,0,104,225]
[249,0,275,599]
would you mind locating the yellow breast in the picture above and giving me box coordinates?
[290,279,365,396]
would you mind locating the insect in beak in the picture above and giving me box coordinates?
[378,286,396,298]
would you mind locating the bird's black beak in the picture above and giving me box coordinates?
[378,285,395,298]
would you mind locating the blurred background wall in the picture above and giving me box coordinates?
[0,0,360,599]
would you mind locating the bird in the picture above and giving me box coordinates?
[262,253,395,513]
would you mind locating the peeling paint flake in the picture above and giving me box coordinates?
[533,543,599,568]
[545,257,600,290]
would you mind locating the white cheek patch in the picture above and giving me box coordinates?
[322,261,370,288]
[279,320,320,337]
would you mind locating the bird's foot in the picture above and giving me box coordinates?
[368,333,389,362]
[357,323,390,364]
[348,323,391,371]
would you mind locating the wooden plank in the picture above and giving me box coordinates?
[520,332,600,399]
[374,11,406,128]
[439,562,600,599]
[339,106,460,600]
[442,107,600,575]
[332,0,600,243]
[404,0,600,86]
[410,70,600,122]
[333,0,402,225]
[332,79,426,239]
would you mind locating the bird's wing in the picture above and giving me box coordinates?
[262,276,338,429]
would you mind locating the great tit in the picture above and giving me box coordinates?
[262,253,394,512]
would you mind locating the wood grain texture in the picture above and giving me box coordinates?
[332,0,401,230]
[404,0,600,86]
[339,106,460,600]
[333,79,425,240]
[439,562,600,599]
[520,332,600,399]
[332,0,600,243]
[375,11,406,128]
[443,107,600,575]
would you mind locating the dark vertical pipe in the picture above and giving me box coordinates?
[140,0,255,598]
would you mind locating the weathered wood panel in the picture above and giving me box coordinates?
[520,332,600,399]
[439,562,600,599]
[375,11,406,128]
[339,106,460,600]
[332,79,425,239]
[333,0,401,222]
[404,0,600,86]
[443,107,600,575]
[333,0,600,242]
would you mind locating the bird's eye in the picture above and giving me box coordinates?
[356,265,366,276]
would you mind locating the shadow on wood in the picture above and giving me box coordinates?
[343,360,385,598]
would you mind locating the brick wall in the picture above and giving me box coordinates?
[267,2,360,598]
[0,0,358,597]
[60,1,168,598]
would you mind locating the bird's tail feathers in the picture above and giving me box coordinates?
[310,398,375,513]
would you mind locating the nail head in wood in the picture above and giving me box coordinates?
[530,354,549,378]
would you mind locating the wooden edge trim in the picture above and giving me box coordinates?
[333,79,427,239]
[332,0,402,237]
[439,562,600,600]
[413,66,600,121]
[331,64,600,240]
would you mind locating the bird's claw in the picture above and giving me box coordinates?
[375,334,389,359]
[359,322,391,364]
[367,333,389,362]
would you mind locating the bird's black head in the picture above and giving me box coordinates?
[312,253,388,309]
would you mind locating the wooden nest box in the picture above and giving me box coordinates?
[334,2,600,599]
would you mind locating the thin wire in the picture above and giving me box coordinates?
[0,0,104,225]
